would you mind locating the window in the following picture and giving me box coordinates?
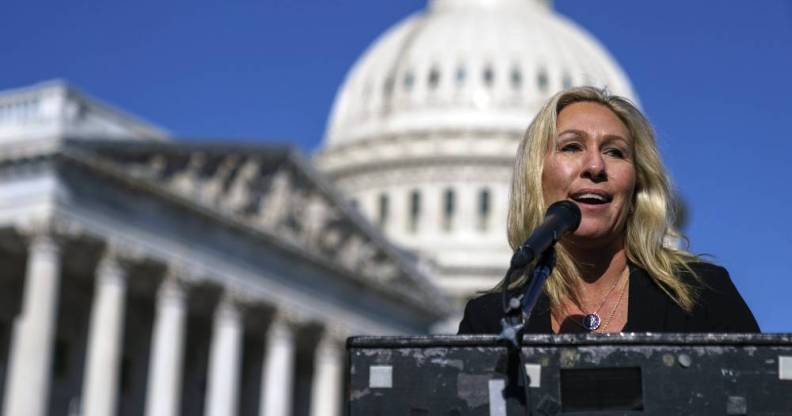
[455,66,466,86]
[442,188,455,232]
[562,73,573,89]
[537,68,549,92]
[428,66,440,90]
[408,190,421,232]
[403,71,415,90]
[383,76,395,96]
[478,188,491,231]
[510,67,522,90]
[483,65,495,88]
[377,193,389,228]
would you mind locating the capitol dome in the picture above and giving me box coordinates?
[315,0,638,303]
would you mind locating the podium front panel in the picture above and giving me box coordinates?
[348,334,792,415]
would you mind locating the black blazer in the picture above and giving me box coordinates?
[458,262,760,334]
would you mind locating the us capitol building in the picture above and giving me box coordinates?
[0,0,635,415]
[315,0,635,301]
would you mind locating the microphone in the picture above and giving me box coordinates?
[510,200,581,269]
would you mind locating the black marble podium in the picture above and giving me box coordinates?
[348,334,792,415]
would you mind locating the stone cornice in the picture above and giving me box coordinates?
[320,127,522,152]
[30,139,451,319]
[315,128,521,179]
[326,155,516,183]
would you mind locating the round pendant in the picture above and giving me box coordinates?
[582,313,601,331]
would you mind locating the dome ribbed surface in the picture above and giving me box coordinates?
[324,0,636,148]
[315,1,638,309]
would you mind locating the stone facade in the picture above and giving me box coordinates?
[0,83,448,416]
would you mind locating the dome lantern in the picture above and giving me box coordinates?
[429,0,553,12]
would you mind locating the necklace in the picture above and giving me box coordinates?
[580,267,628,331]
[600,275,628,332]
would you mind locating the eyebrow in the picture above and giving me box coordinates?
[556,129,585,138]
[557,129,631,144]
[602,134,631,146]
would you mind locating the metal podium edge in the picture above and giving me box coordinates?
[347,333,792,349]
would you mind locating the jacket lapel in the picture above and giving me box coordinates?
[623,265,669,332]
[524,292,553,333]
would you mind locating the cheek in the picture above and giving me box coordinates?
[615,170,637,213]
[540,164,560,201]
[541,159,573,200]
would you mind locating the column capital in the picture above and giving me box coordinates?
[26,233,61,257]
[157,274,188,305]
[214,293,243,324]
[269,306,310,331]
[95,254,128,288]
[265,309,301,340]
[164,262,191,281]
[15,213,84,243]
[102,238,149,266]
[16,223,62,252]
[96,242,137,271]
[319,322,349,347]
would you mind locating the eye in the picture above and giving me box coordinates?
[604,147,626,159]
[559,142,583,152]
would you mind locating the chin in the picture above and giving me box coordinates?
[568,224,620,246]
[574,220,608,237]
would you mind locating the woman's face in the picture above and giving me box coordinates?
[542,101,636,245]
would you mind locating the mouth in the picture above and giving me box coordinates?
[569,190,612,206]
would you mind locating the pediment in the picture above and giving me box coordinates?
[59,140,447,313]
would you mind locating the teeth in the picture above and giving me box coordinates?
[576,193,606,201]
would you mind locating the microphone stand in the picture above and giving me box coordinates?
[499,247,557,416]
[496,201,576,415]
[499,247,556,347]
[521,248,556,324]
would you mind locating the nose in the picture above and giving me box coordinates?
[581,149,607,182]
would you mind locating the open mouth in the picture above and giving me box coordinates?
[569,190,612,205]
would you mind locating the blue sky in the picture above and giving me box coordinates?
[3,0,792,331]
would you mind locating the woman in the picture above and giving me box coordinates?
[458,87,758,334]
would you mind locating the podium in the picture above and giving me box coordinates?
[348,334,792,415]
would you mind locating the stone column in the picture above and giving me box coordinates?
[259,314,297,416]
[145,277,188,416]
[81,254,128,416]
[2,232,62,416]
[458,185,475,234]
[309,331,344,416]
[204,295,243,416]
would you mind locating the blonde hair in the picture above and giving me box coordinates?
[505,86,699,312]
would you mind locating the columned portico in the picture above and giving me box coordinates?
[2,230,62,416]
[205,295,244,416]
[260,314,297,416]
[145,276,188,416]
[309,331,344,416]
[0,103,449,416]
[81,253,129,416]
